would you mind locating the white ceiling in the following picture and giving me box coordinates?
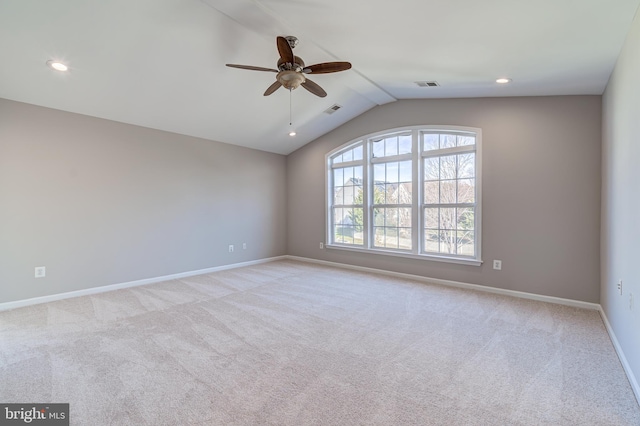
[1,0,638,155]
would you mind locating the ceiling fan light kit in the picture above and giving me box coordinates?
[277,70,306,90]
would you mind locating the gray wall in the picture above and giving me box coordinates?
[0,99,287,303]
[287,96,602,303]
[601,10,640,393]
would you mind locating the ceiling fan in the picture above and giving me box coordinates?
[226,36,352,98]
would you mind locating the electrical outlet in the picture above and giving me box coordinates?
[228,245,234,253]
[319,242,324,249]
[242,243,247,250]
[617,280,622,295]
[35,266,46,278]
[492,260,502,270]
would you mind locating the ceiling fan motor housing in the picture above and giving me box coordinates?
[277,56,305,72]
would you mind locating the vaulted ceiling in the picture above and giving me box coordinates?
[1,0,638,154]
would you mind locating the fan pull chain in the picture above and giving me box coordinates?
[288,88,296,136]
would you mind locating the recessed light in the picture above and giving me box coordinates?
[288,131,297,137]
[496,78,512,84]
[46,60,68,72]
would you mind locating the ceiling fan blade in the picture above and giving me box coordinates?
[300,78,327,98]
[263,81,282,96]
[226,64,278,72]
[303,61,352,74]
[276,36,294,64]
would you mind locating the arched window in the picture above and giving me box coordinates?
[326,126,482,265]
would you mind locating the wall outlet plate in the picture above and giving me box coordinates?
[228,245,234,253]
[492,260,502,270]
[35,266,46,278]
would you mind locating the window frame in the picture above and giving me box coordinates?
[325,125,482,266]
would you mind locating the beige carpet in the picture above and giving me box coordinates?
[1,260,639,425]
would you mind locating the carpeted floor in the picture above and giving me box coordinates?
[1,260,639,425]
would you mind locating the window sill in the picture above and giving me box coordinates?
[325,244,483,266]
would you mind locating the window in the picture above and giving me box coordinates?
[327,126,481,265]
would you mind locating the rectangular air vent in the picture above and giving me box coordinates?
[415,81,439,87]
[324,104,342,114]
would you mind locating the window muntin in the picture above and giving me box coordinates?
[333,145,363,164]
[372,133,412,158]
[327,127,481,265]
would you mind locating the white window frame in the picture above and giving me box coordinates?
[325,125,482,266]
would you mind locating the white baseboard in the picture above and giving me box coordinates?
[599,308,640,404]
[3,254,598,313]
[0,256,287,312]
[285,255,600,310]
[3,254,636,406]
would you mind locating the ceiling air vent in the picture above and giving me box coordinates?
[324,104,342,114]
[415,81,439,87]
